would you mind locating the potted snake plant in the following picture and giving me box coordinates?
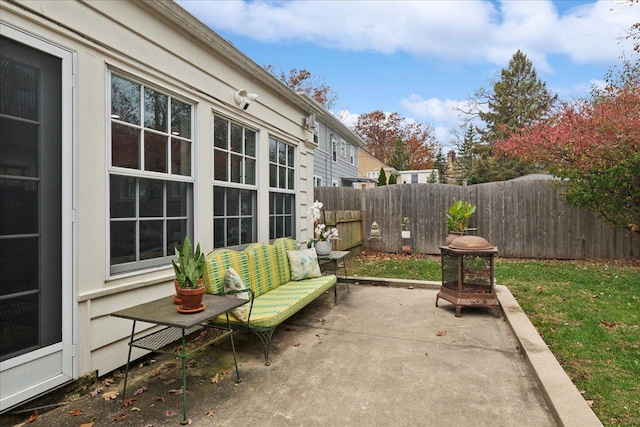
[172,235,206,313]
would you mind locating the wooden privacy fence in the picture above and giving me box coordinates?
[315,180,639,260]
[323,210,364,252]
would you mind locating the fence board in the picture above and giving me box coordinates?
[315,181,639,259]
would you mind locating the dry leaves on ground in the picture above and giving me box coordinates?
[436,330,447,337]
[102,390,119,401]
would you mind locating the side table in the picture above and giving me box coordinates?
[111,294,248,425]
[318,250,350,296]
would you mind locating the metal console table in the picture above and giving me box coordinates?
[111,294,247,425]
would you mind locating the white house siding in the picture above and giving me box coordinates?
[1,0,317,401]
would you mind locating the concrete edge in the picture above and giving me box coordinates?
[342,276,603,427]
[495,285,603,427]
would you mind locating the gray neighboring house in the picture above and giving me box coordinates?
[298,93,369,188]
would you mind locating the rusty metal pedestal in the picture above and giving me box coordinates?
[436,236,500,317]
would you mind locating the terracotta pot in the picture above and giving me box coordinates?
[176,279,205,311]
[445,232,465,246]
[173,279,182,305]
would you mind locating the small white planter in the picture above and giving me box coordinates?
[314,240,332,256]
[401,230,411,239]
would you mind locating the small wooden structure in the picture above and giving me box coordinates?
[436,236,499,317]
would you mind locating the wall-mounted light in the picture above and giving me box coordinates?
[234,89,258,110]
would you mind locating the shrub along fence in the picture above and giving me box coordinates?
[314,179,639,259]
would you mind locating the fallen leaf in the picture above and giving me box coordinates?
[600,320,617,329]
[27,413,38,423]
[103,390,119,401]
[103,377,115,387]
[186,360,196,368]
[206,410,216,417]
[133,386,147,395]
[155,396,165,402]
[112,413,127,422]
[586,400,594,407]
[211,373,220,384]
[166,410,177,417]
[69,409,82,416]
[130,407,141,412]
[436,330,447,337]
[168,388,183,394]
[90,387,103,397]
[293,343,301,347]
[79,423,95,427]
[122,397,135,408]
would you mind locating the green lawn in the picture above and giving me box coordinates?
[347,252,640,426]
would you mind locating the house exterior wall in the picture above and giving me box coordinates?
[397,169,439,184]
[313,121,360,187]
[1,0,317,400]
[358,149,397,187]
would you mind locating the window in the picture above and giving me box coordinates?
[269,137,295,239]
[411,173,418,183]
[313,175,322,187]
[313,125,319,144]
[109,74,193,274]
[331,138,337,162]
[340,140,346,158]
[350,146,355,165]
[213,115,257,248]
[367,171,379,179]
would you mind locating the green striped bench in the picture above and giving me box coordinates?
[203,238,337,365]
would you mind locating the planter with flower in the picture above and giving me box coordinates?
[172,235,207,313]
[445,200,476,245]
[306,200,339,256]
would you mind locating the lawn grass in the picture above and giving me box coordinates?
[347,252,640,426]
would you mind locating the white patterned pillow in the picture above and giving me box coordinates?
[287,248,322,281]
[223,268,249,322]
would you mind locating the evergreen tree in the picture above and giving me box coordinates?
[388,173,397,185]
[388,138,411,171]
[433,147,448,184]
[377,167,387,186]
[458,124,477,182]
[469,50,557,182]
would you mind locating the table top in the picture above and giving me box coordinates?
[317,250,349,260]
[111,294,248,329]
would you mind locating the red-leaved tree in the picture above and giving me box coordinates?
[495,62,640,233]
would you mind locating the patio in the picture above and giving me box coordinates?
[1,281,601,426]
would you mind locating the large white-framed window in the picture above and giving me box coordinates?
[269,137,295,239]
[109,72,194,275]
[340,140,346,158]
[213,115,257,248]
[313,175,322,187]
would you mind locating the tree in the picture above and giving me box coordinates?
[433,147,448,184]
[466,50,558,182]
[388,173,397,185]
[377,167,387,186]
[495,61,640,233]
[388,138,411,170]
[354,111,438,169]
[264,66,338,109]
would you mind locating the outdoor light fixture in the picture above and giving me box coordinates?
[234,89,258,110]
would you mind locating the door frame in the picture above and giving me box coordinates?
[0,21,76,411]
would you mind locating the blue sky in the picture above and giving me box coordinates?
[177,0,639,148]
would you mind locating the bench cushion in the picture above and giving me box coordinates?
[211,275,337,329]
[273,238,298,284]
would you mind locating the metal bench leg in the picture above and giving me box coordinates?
[253,329,275,366]
[121,320,136,401]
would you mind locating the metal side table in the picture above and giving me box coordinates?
[318,250,350,295]
[111,294,247,425]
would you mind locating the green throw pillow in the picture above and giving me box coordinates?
[287,248,322,280]
[224,267,249,322]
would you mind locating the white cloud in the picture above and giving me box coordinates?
[179,0,640,68]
